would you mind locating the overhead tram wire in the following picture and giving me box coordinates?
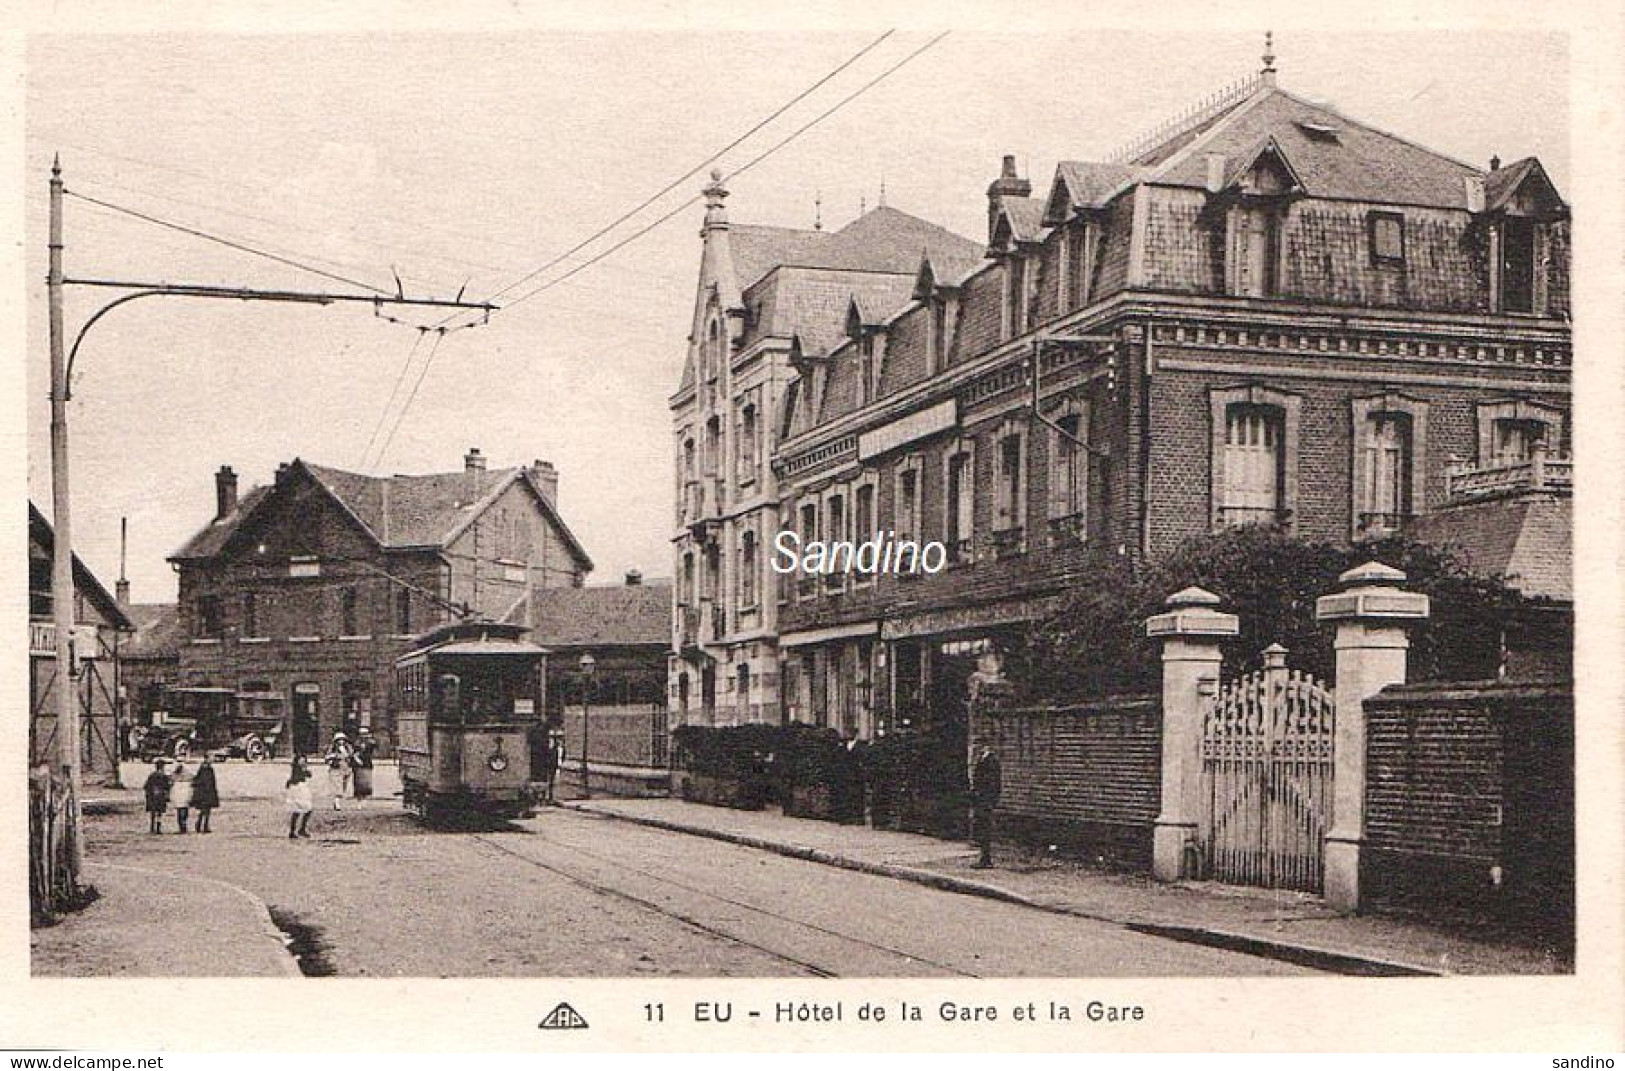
[358,327,429,470]
[61,188,392,296]
[491,30,952,317]
[368,31,948,465]
[371,328,447,469]
[456,29,897,318]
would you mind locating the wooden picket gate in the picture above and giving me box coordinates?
[1199,644,1335,893]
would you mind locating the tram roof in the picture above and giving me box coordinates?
[431,638,550,658]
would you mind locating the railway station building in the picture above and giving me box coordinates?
[167,449,594,756]
[669,53,1571,740]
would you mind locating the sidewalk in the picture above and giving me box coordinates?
[31,859,300,977]
[566,796,1569,976]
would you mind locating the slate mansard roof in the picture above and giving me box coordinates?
[170,458,594,571]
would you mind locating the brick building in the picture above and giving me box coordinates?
[168,449,592,755]
[669,171,982,727]
[671,53,1570,741]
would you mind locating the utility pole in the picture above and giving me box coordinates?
[47,155,84,879]
[41,157,498,893]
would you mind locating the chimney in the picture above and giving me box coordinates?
[625,569,643,587]
[464,447,486,475]
[116,516,130,606]
[986,154,1032,240]
[1490,154,1502,172]
[463,447,486,502]
[530,460,559,507]
[215,465,238,520]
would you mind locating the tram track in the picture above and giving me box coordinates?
[469,831,983,978]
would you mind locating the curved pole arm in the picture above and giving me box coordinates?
[63,290,167,401]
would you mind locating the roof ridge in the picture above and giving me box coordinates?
[1141,81,1281,184]
[1107,72,1265,164]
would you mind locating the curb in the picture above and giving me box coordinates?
[86,861,303,978]
[567,802,1446,978]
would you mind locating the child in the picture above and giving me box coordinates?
[142,759,171,834]
[170,760,194,833]
[191,756,220,833]
[325,733,354,810]
[286,756,314,839]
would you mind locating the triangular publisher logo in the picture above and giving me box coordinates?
[540,1002,589,1030]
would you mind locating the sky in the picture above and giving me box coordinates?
[21,27,1572,606]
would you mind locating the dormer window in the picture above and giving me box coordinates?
[1369,212,1406,267]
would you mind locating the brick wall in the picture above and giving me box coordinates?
[970,695,1161,867]
[1361,679,1573,953]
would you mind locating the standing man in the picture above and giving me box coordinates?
[970,744,1002,869]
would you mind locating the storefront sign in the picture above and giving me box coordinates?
[857,399,958,461]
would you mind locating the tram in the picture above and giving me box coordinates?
[394,620,548,822]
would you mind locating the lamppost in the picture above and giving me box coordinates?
[578,652,596,799]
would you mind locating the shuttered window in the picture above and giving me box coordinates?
[1220,404,1284,525]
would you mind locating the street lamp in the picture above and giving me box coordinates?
[578,652,596,799]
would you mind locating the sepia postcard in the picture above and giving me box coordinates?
[2,0,1622,1055]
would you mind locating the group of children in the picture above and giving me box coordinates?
[140,756,220,834]
[140,727,379,840]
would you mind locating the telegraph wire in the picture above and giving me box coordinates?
[62,188,392,296]
[488,30,952,318]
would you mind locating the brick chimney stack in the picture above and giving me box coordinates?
[986,154,1032,241]
[625,569,643,586]
[530,460,559,507]
[464,447,486,502]
[215,465,238,520]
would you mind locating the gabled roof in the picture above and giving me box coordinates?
[732,206,983,291]
[504,580,673,647]
[1131,85,1490,210]
[28,502,134,631]
[1044,161,1146,223]
[990,197,1049,250]
[169,459,594,573]
[123,603,183,660]
[1484,156,1568,215]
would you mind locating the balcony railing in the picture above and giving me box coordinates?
[1216,505,1287,528]
[1446,449,1572,502]
[1357,511,1414,537]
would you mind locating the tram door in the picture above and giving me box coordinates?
[291,683,321,757]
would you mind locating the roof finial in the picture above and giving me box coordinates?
[814,190,823,231]
[878,177,887,209]
[859,194,867,216]
[1261,31,1277,84]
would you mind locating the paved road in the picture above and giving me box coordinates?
[85,766,1317,977]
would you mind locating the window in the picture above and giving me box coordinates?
[395,587,412,635]
[738,529,757,607]
[929,299,951,373]
[1233,206,1281,297]
[945,444,975,562]
[704,416,721,478]
[994,425,1026,539]
[1219,404,1285,526]
[1501,216,1536,314]
[1369,212,1406,266]
[895,464,920,542]
[737,664,751,713]
[1492,418,1547,465]
[853,481,876,585]
[289,555,319,579]
[824,490,846,591]
[197,594,224,638]
[859,338,877,404]
[243,593,261,638]
[680,551,695,605]
[1048,407,1089,538]
[1352,396,1427,540]
[1004,257,1028,338]
[1066,222,1096,309]
[341,587,360,636]
[738,402,758,486]
[1361,413,1413,533]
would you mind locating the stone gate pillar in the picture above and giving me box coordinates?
[1315,562,1430,912]
[1146,586,1239,881]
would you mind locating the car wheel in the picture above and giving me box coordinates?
[245,738,267,763]
[172,739,191,761]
